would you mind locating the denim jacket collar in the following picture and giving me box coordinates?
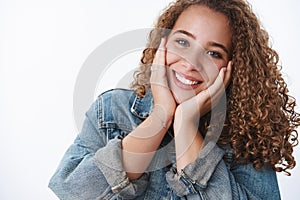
[130,90,154,119]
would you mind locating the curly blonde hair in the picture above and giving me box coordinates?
[130,0,300,175]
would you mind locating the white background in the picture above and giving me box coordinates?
[0,0,299,199]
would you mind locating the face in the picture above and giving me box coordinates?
[166,5,232,103]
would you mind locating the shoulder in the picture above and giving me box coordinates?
[96,88,154,131]
[98,88,137,104]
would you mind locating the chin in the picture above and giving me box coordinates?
[167,68,199,104]
[171,90,196,104]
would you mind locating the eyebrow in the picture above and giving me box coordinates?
[207,41,230,55]
[172,30,230,55]
[172,30,196,39]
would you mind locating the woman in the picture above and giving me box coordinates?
[49,0,299,199]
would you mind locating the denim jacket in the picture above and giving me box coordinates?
[49,89,281,200]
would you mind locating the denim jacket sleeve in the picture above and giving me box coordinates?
[166,142,280,200]
[48,96,149,200]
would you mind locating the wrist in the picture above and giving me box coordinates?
[174,107,198,133]
[153,104,174,129]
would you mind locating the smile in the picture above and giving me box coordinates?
[175,72,200,85]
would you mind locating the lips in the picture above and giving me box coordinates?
[173,71,202,90]
[175,72,199,85]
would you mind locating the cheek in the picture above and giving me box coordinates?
[202,65,221,82]
[166,50,181,66]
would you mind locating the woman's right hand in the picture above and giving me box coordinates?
[150,38,176,126]
[121,38,176,179]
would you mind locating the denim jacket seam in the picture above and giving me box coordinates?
[97,95,104,129]
[97,92,134,132]
[110,176,130,193]
[165,142,225,196]
[178,170,198,194]
[99,122,133,132]
[97,89,153,125]
[130,94,151,119]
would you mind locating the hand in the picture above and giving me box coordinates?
[150,38,176,124]
[173,61,232,170]
[174,61,233,128]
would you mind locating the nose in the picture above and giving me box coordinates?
[181,47,207,72]
[181,58,201,72]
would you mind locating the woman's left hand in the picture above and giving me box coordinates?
[174,61,233,127]
[173,61,232,170]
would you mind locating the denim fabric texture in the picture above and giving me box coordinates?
[49,89,281,200]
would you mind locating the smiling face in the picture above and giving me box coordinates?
[166,5,232,103]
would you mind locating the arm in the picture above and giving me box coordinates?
[122,105,173,180]
[173,61,232,171]
[48,97,148,199]
[49,38,176,199]
[166,143,280,199]
[122,38,176,180]
[48,99,111,199]
[166,61,280,199]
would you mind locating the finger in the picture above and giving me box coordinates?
[150,38,169,88]
[223,61,233,88]
[193,63,229,115]
[210,67,227,95]
[215,67,228,98]
[212,61,232,95]
[152,38,166,66]
[196,67,226,107]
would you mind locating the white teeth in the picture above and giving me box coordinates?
[175,72,199,85]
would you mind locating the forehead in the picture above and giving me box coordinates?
[173,5,232,49]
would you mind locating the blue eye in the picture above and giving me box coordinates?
[175,39,190,47]
[207,51,222,59]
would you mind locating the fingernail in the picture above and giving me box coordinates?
[161,37,165,44]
